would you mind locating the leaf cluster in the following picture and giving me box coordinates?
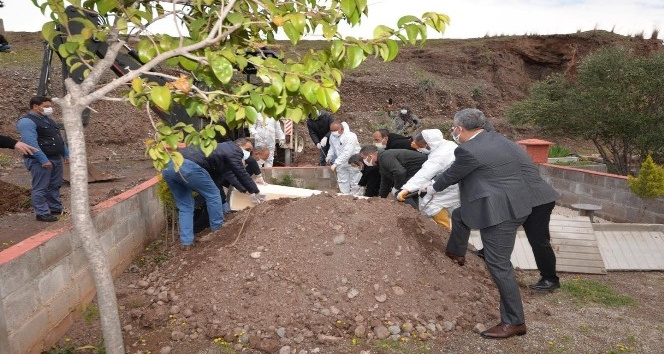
[628,155,664,198]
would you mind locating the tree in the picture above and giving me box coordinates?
[507,47,664,175]
[32,0,449,352]
[628,155,664,198]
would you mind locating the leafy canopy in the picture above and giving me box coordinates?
[35,0,449,170]
[507,47,664,175]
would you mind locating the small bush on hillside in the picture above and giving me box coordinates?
[549,145,573,158]
[628,155,664,198]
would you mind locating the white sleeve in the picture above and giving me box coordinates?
[334,135,356,166]
[274,119,286,140]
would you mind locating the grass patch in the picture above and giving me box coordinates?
[0,153,11,167]
[561,278,636,307]
[271,174,294,187]
[548,144,573,158]
[81,304,100,324]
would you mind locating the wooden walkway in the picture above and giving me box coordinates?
[593,224,664,270]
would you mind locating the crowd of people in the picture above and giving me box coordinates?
[307,107,561,340]
[3,96,560,340]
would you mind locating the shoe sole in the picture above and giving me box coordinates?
[480,331,527,339]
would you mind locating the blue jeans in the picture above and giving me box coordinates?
[24,157,64,216]
[162,160,223,245]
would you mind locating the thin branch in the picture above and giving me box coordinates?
[145,101,159,131]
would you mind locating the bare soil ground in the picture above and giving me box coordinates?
[52,195,664,353]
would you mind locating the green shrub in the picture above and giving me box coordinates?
[548,144,573,158]
[628,155,664,198]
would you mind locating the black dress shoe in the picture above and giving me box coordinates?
[528,278,560,291]
[472,248,485,260]
[36,214,58,222]
[445,251,465,266]
[480,322,527,339]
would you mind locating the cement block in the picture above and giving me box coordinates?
[46,283,78,326]
[37,260,72,303]
[0,250,41,299]
[8,308,49,354]
[3,280,39,330]
[0,302,8,354]
[39,234,72,271]
[563,169,585,183]
[73,269,95,302]
[69,246,90,272]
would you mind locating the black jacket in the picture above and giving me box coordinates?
[385,133,414,150]
[358,165,381,197]
[180,142,260,194]
[377,149,427,198]
[306,113,333,144]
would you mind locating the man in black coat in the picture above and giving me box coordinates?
[359,145,427,205]
[372,129,414,150]
[306,111,334,166]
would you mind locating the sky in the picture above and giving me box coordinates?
[1,0,662,40]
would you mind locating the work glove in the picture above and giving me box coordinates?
[397,189,410,202]
[279,139,286,148]
[253,175,268,185]
[330,164,338,172]
[320,136,328,147]
[426,184,437,196]
[325,155,332,164]
[250,193,265,204]
[419,181,433,193]
[316,142,322,149]
[390,187,398,196]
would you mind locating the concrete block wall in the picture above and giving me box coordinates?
[262,166,338,192]
[539,164,664,223]
[0,176,165,354]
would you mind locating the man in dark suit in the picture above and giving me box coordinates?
[430,108,532,339]
[306,111,334,166]
[372,129,414,150]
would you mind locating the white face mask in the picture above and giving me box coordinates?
[417,148,430,155]
[363,156,374,166]
[42,107,54,116]
[257,159,265,165]
[351,166,361,172]
[451,127,461,144]
[331,131,340,137]
[242,149,250,160]
[374,142,386,149]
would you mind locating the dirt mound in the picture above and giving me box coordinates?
[107,194,498,352]
[0,179,30,217]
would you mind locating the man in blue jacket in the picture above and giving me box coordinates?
[163,138,261,248]
[17,96,69,222]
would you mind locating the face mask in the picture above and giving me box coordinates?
[363,156,374,167]
[351,166,361,172]
[242,149,250,160]
[417,148,430,155]
[451,127,461,144]
[257,159,265,165]
[42,107,54,116]
[374,142,386,149]
[331,131,340,137]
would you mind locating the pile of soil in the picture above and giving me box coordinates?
[0,179,30,216]
[70,194,499,353]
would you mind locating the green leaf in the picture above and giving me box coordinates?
[97,0,118,15]
[150,86,172,111]
[405,24,419,45]
[386,39,399,61]
[165,134,179,149]
[263,95,275,108]
[331,40,345,61]
[137,39,157,63]
[287,107,304,123]
[226,12,245,25]
[179,57,198,71]
[373,25,392,39]
[268,73,284,95]
[340,0,356,18]
[300,81,318,104]
[245,106,259,124]
[322,23,337,40]
[282,22,300,45]
[397,15,419,28]
[356,0,368,13]
[131,78,143,93]
[325,88,341,112]
[208,54,233,83]
[225,106,236,123]
[250,92,264,111]
[346,45,365,69]
[316,86,328,108]
[285,74,300,92]
[171,152,184,169]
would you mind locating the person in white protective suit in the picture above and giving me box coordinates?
[396,129,460,229]
[248,114,285,167]
[328,121,362,194]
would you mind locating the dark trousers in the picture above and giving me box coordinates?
[319,144,330,166]
[481,216,528,325]
[24,157,64,216]
[522,201,558,282]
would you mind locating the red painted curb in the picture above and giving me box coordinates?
[541,163,628,180]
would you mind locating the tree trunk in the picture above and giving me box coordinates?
[59,102,125,353]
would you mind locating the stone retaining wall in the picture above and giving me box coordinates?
[538,164,664,223]
[0,177,165,354]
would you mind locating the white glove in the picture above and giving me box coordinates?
[320,136,328,147]
[426,185,436,196]
[316,142,322,149]
[250,193,265,204]
[253,175,268,185]
[279,139,286,148]
[419,181,433,193]
[325,155,332,164]
[390,187,398,196]
[330,164,338,172]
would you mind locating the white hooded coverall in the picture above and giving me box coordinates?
[328,122,361,194]
[249,114,285,167]
[401,129,460,220]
